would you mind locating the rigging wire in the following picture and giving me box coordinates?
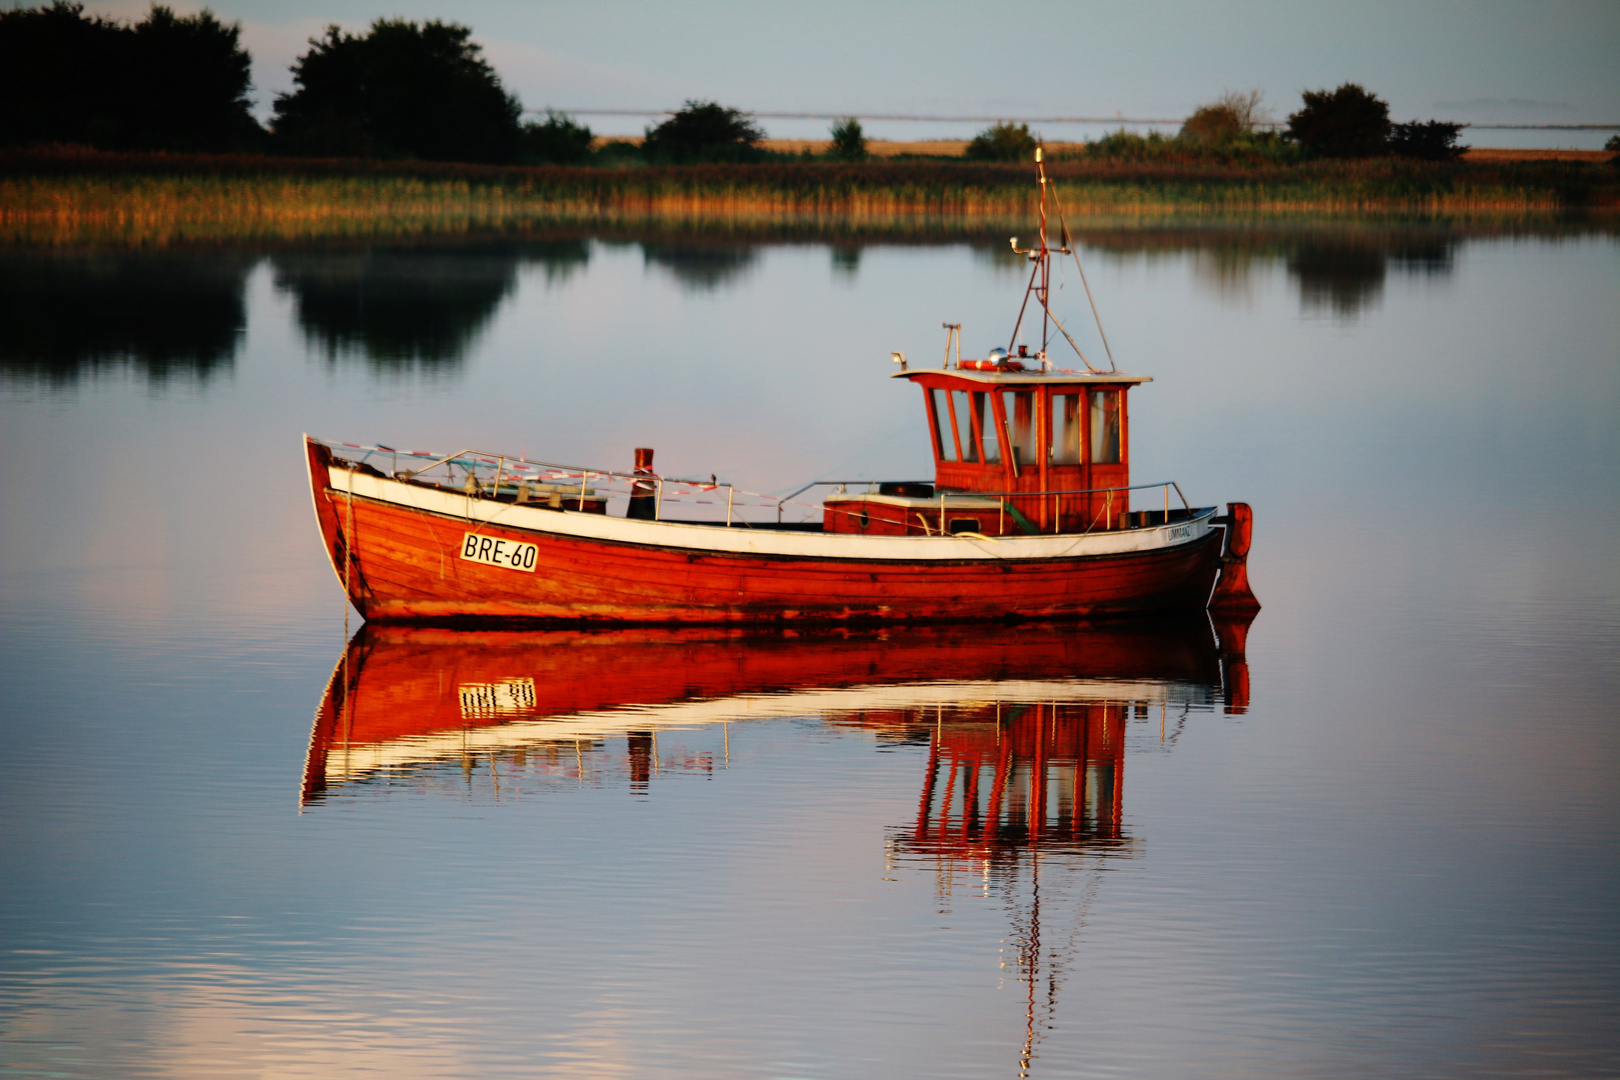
[1047,178,1117,372]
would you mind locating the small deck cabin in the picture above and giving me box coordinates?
[824,350,1151,537]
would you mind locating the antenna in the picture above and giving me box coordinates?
[1007,144,1104,373]
[941,322,961,369]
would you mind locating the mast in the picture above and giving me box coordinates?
[1007,146,1053,362]
[1007,147,1115,374]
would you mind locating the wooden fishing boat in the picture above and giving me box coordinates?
[305,148,1259,625]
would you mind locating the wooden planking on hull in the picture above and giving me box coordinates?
[307,437,1223,624]
[317,488,1220,623]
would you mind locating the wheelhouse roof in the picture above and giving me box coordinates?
[892,369,1153,386]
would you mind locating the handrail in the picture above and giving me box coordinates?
[794,477,1196,506]
[317,438,728,488]
[315,439,1198,530]
[778,479,931,502]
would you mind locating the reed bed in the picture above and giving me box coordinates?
[2,147,1612,247]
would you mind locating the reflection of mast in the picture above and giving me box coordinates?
[1020,852,1039,1078]
[903,697,1140,1077]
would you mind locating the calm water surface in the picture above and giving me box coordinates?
[1,223,1617,1079]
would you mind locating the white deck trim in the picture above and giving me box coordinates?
[893,370,1153,385]
[329,466,1215,563]
[823,492,1004,509]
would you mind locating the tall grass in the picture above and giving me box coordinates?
[2,147,1611,247]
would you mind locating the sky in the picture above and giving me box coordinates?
[84,0,1620,145]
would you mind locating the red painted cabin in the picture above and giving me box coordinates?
[824,347,1151,537]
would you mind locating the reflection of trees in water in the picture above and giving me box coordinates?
[272,247,521,371]
[1287,244,1392,317]
[526,239,591,286]
[1290,238,1455,317]
[1190,247,1263,303]
[1050,227,1463,318]
[972,241,1030,277]
[0,252,254,385]
[830,244,861,279]
[641,243,758,291]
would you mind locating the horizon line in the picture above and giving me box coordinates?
[528,108,1620,131]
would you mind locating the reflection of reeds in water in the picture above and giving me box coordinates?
[3,148,1610,247]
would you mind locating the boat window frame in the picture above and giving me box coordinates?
[1089,387,1124,465]
[973,391,1001,465]
[1048,391,1083,466]
[952,389,979,463]
[1001,389,1039,470]
[927,387,960,462]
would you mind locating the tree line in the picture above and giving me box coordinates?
[0,4,1500,166]
[969,86,1471,165]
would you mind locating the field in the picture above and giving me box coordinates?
[3,145,1615,247]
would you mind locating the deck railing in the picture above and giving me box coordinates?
[317,439,1196,535]
[795,478,1192,535]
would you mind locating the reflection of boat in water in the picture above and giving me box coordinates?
[303,614,1252,803]
[302,150,1259,624]
[304,613,1253,1074]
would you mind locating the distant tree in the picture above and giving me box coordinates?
[965,121,1037,162]
[1084,128,1176,162]
[1179,104,1242,146]
[642,100,763,163]
[592,139,646,167]
[1606,135,1620,154]
[1180,89,1268,147]
[0,2,123,147]
[1286,83,1391,158]
[521,110,593,165]
[1387,120,1466,161]
[273,19,521,163]
[828,116,867,161]
[0,2,260,152]
[125,7,260,151]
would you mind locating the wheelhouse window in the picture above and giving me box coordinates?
[951,389,978,463]
[1002,391,1037,468]
[974,391,1000,464]
[1050,394,1081,465]
[929,388,958,462]
[1089,389,1121,464]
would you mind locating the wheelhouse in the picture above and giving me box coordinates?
[901,361,1149,533]
[822,350,1151,538]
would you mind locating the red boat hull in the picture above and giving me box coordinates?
[308,439,1223,624]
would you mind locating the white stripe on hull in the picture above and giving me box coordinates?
[328,466,1216,563]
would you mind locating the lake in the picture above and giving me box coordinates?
[1,219,1617,1079]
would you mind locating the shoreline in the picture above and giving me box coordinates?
[3,147,1615,248]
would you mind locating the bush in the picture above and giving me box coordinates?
[273,19,521,163]
[1388,120,1466,161]
[1179,90,1268,148]
[1286,83,1391,158]
[965,121,1037,162]
[828,116,866,161]
[1081,129,1178,162]
[643,101,763,164]
[1179,105,1244,147]
[1076,123,1299,166]
[591,139,645,167]
[521,111,592,165]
